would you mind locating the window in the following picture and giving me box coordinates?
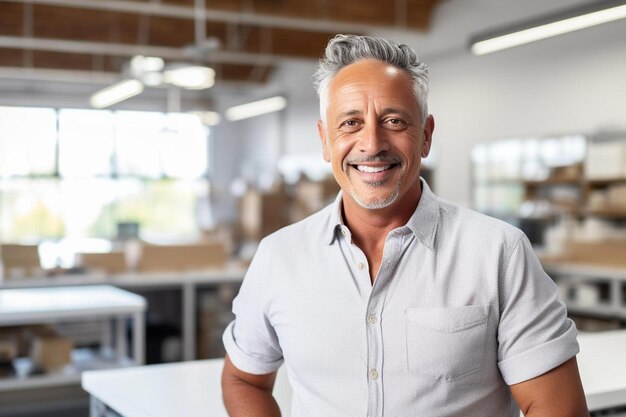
[0,106,211,247]
[0,107,57,177]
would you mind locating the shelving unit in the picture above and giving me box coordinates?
[472,134,626,324]
[0,285,146,393]
[544,263,626,322]
[0,348,133,392]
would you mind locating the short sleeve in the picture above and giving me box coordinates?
[222,241,284,374]
[497,233,579,385]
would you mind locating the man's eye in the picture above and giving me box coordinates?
[385,118,406,128]
[340,120,360,130]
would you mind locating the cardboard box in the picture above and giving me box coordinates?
[559,240,626,267]
[79,252,127,274]
[585,142,626,180]
[31,335,74,372]
[138,241,227,272]
[608,184,626,207]
[1,244,42,279]
[291,177,340,222]
[0,334,18,364]
[549,164,582,182]
[239,190,290,240]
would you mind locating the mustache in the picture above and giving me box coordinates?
[344,154,402,165]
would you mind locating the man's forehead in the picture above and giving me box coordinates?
[328,61,411,93]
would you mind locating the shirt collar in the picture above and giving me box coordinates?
[327,178,439,250]
[404,178,439,251]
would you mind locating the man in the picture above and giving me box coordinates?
[222,34,588,416]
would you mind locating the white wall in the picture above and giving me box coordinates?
[428,18,626,206]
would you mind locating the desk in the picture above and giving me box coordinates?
[83,359,291,417]
[578,331,626,411]
[83,330,626,416]
[0,265,247,361]
[0,285,146,392]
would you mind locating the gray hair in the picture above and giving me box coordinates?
[313,34,429,127]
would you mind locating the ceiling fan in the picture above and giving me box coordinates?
[89,0,218,110]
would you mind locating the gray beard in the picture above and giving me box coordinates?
[349,176,402,210]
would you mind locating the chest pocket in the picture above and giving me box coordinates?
[405,304,489,381]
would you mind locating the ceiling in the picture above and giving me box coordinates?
[0,0,607,109]
[0,0,440,85]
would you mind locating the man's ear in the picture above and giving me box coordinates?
[421,115,435,158]
[318,120,331,162]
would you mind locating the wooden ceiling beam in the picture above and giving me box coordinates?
[0,0,432,34]
[0,47,273,83]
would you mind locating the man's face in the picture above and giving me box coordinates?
[318,59,433,211]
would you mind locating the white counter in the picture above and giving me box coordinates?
[83,330,626,416]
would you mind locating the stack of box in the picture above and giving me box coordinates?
[138,241,227,272]
[239,190,290,240]
[79,252,127,274]
[585,141,626,180]
[0,244,43,280]
[608,184,626,210]
[290,176,340,222]
[31,334,74,372]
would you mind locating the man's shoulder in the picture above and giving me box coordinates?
[436,196,524,245]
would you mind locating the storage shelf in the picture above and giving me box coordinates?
[0,348,136,393]
[565,303,626,320]
[587,177,626,187]
[523,178,581,186]
[585,208,626,219]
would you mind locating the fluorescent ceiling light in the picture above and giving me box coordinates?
[226,96,288,121]
[163,66,215,90]
[141,72,163,87]
[89,79,144,109]
[190,111,221,126]
[470,1,626,55]
[130,55,164,73]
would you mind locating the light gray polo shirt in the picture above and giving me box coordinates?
[223,179,579,417]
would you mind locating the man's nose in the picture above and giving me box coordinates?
[357,123,389,155]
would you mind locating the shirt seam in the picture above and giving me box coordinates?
[498,232,525,310]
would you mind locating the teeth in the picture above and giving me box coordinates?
[356,164,391,173]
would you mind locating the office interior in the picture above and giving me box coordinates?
[0,0,625,415]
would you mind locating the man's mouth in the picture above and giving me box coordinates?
[356,164,390,173]
[351,163,400,173]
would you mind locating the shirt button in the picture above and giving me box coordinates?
[367,314,377,324]
[369,369,379,380]
[357,262,365,270]
[342,229,347,237]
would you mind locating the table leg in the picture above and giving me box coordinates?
[183,282,196,361]
[116,317,127,361]
[90,395,106,417]
[133,311,145,365]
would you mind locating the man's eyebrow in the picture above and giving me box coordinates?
[334,110,361,123]
[380,107,411,119]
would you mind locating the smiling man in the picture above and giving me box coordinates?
[222,35,589,417]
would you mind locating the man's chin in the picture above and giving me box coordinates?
[349,188,400,210]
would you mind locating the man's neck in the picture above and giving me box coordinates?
[341,182,422,282]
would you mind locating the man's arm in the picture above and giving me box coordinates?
[510,357,589,417]
[221,354,281,417]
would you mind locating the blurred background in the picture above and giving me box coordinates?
[0,0,625,415]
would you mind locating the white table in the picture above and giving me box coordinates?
[578,330,626,411]
[1,265,247,361]
[0,285,146,392]
[82,330,626,417]
[83,359,292,417]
